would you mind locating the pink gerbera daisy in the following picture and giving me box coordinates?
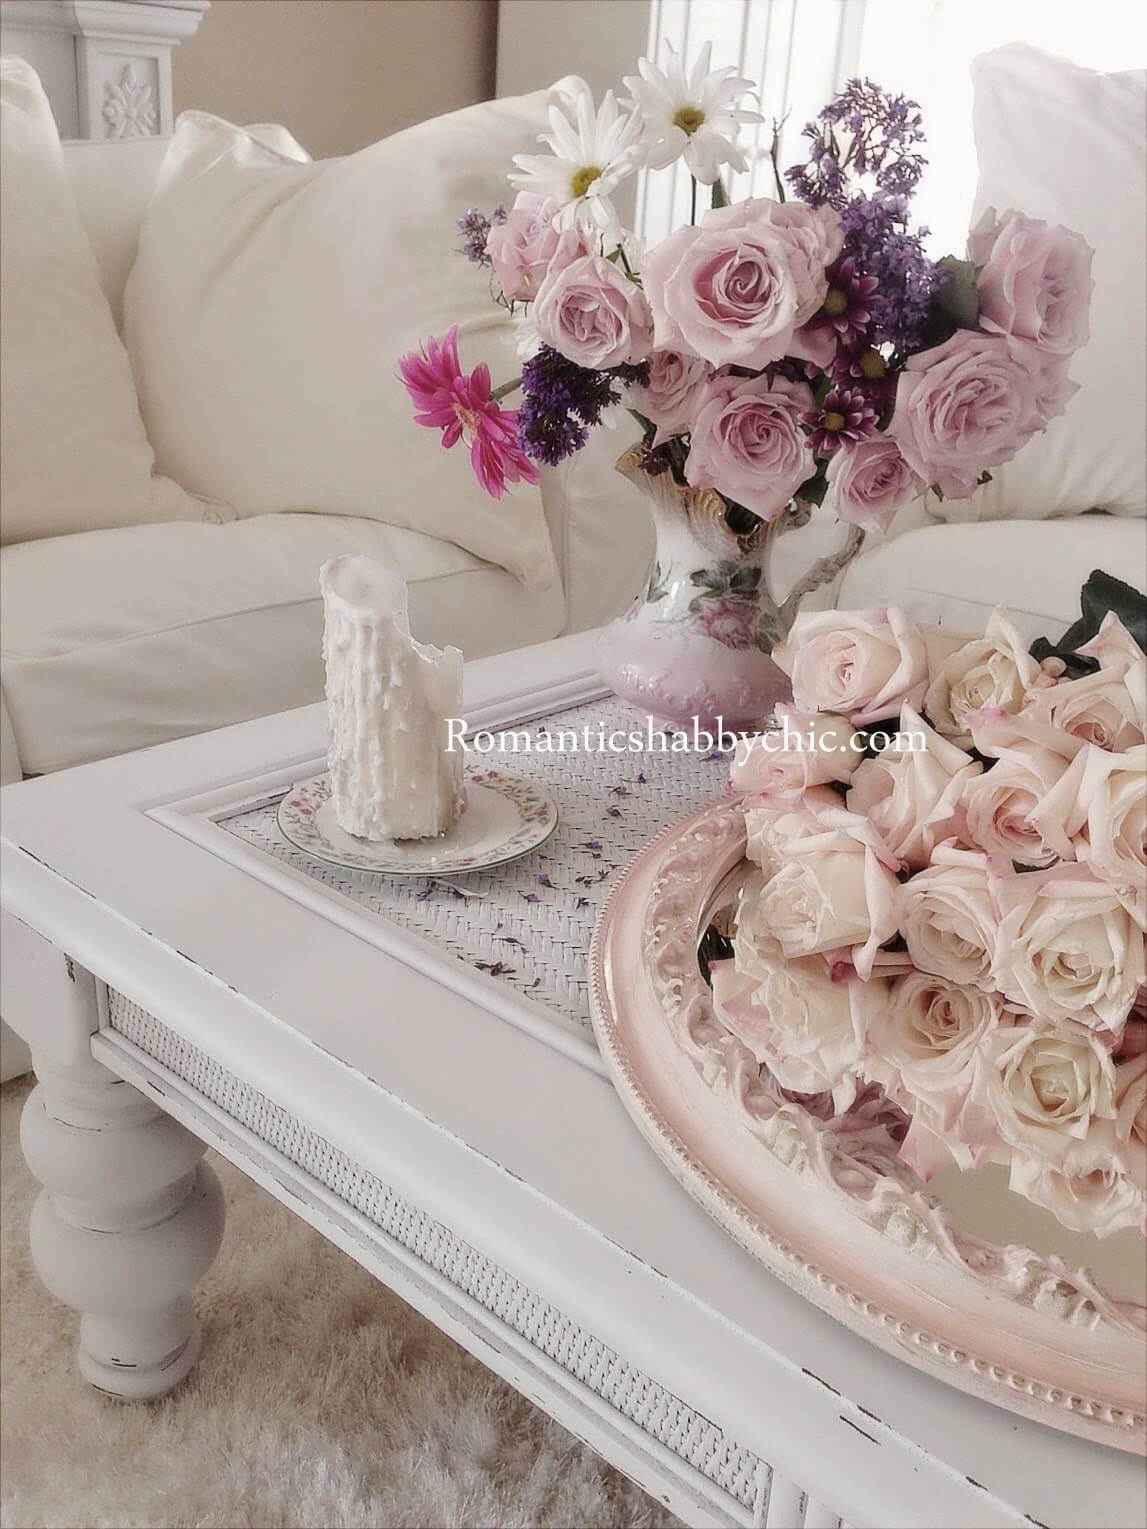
[399,327,540,499]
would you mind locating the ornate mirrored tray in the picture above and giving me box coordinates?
[589,799,1147,1454]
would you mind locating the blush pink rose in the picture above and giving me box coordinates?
[1022,660,1146,751]
[924,608,1048,747]
[642,198,841,369]
[747,800,902,979]
[899,844,998,991]
[990,863,1145,1036]
[1030,743,1147,926]
[846,705,981,871]
[1007,1157,1143,1238]
[730,708,863,800]
[968,206,1094,358]
[982,1021,1117,1173]
[826,433,924,533]
[962,711,1079,866]
[889,330,1044,499]
[774,607,928,727]
[533,252,654,369]
[485,192,565,302]
[1114,1052,1147,1191]
[1078,612,1146,671]
[711,940,880,1105]
[685,373,815,520]
[861,973,1002,1173]
[629,348,713,444]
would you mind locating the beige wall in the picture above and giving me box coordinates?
[173,0,497,158]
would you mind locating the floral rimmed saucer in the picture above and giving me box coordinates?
[276,767,558,876]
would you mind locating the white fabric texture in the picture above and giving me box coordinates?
[0,59,206,548]
[62,135,167,326]
[837,513,1146,640]
[123,90,578,590]
[932,44,1146,524]
[0,514,564,775]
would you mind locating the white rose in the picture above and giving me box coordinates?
[750,802,901,978]
[1077,611,1146,671]
[924,608,1048,746]
[1030,744,1147,928]
[864,973,1002,1128]
[846,704,981,870]
[715,935,881,1103]
[1022,663,1145,751]
[983,1022,1117,1171]
[773,606,928,727]
[992,864,1145,1035]
[742,786,839,875]
[1114,1052,1147,1192]
[1007,1156,1144,1238]
[962,711,1079,866]
[899,845,997,990]
[730,708,864,801]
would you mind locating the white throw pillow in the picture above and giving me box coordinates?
[0,58,206,546]
[124,90,575,590]
[931,44,1146,523]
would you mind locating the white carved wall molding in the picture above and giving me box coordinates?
[0,0,208,140]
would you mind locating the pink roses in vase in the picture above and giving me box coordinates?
[713,575,1147,1239]
[402,50,1093,727]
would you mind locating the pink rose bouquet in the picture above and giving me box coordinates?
[403,50,1092,626]
[713,572,1147,1240]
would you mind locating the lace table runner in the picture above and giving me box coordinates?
[218,699,731,1037]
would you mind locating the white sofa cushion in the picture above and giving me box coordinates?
[123,88,579,591]
[837,514,1146,641]
[0,59,208,548]
[0,514,565,775]
[932,44,1146,525]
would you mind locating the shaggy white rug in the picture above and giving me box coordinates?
[1,1077,681,1529]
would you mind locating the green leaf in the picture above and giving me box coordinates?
[690,568,724,589]
[795,467,829,508]
[1029,568,1147,670]
[711,178,729,210]
[933,255,980,330]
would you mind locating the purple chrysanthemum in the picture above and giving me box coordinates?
[817,256,879,347]
[456,204,506,266]
[802,387,877,455]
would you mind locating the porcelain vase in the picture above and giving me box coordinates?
[596,445,856,732]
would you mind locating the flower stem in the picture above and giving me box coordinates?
[690,175,698,225]
[490,376,522,403]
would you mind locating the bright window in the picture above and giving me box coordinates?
[637,0,1147,254]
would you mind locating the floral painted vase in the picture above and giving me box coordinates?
[595,445,799,732]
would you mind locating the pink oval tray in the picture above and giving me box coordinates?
[589,799,1147,1453]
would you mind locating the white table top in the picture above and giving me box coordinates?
[2,630,1143,1529]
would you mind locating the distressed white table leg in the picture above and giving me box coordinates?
[20,1053,225,1399]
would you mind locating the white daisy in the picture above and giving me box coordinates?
[510,84,642,250]
[623,42,763,186]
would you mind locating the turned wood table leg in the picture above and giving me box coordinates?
[19,1053,225,1399]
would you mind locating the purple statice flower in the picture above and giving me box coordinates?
[863,230,945,351]
[802,386,877,455]
[786,79,926,211]
[787,82,941,353]
[517,345,623,466]
[456,204,506,266]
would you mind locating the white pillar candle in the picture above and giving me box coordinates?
[320,555,465,841]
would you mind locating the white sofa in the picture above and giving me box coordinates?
[0,132,660,785]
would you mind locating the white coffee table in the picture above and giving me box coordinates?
[1,631,1141,1529]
